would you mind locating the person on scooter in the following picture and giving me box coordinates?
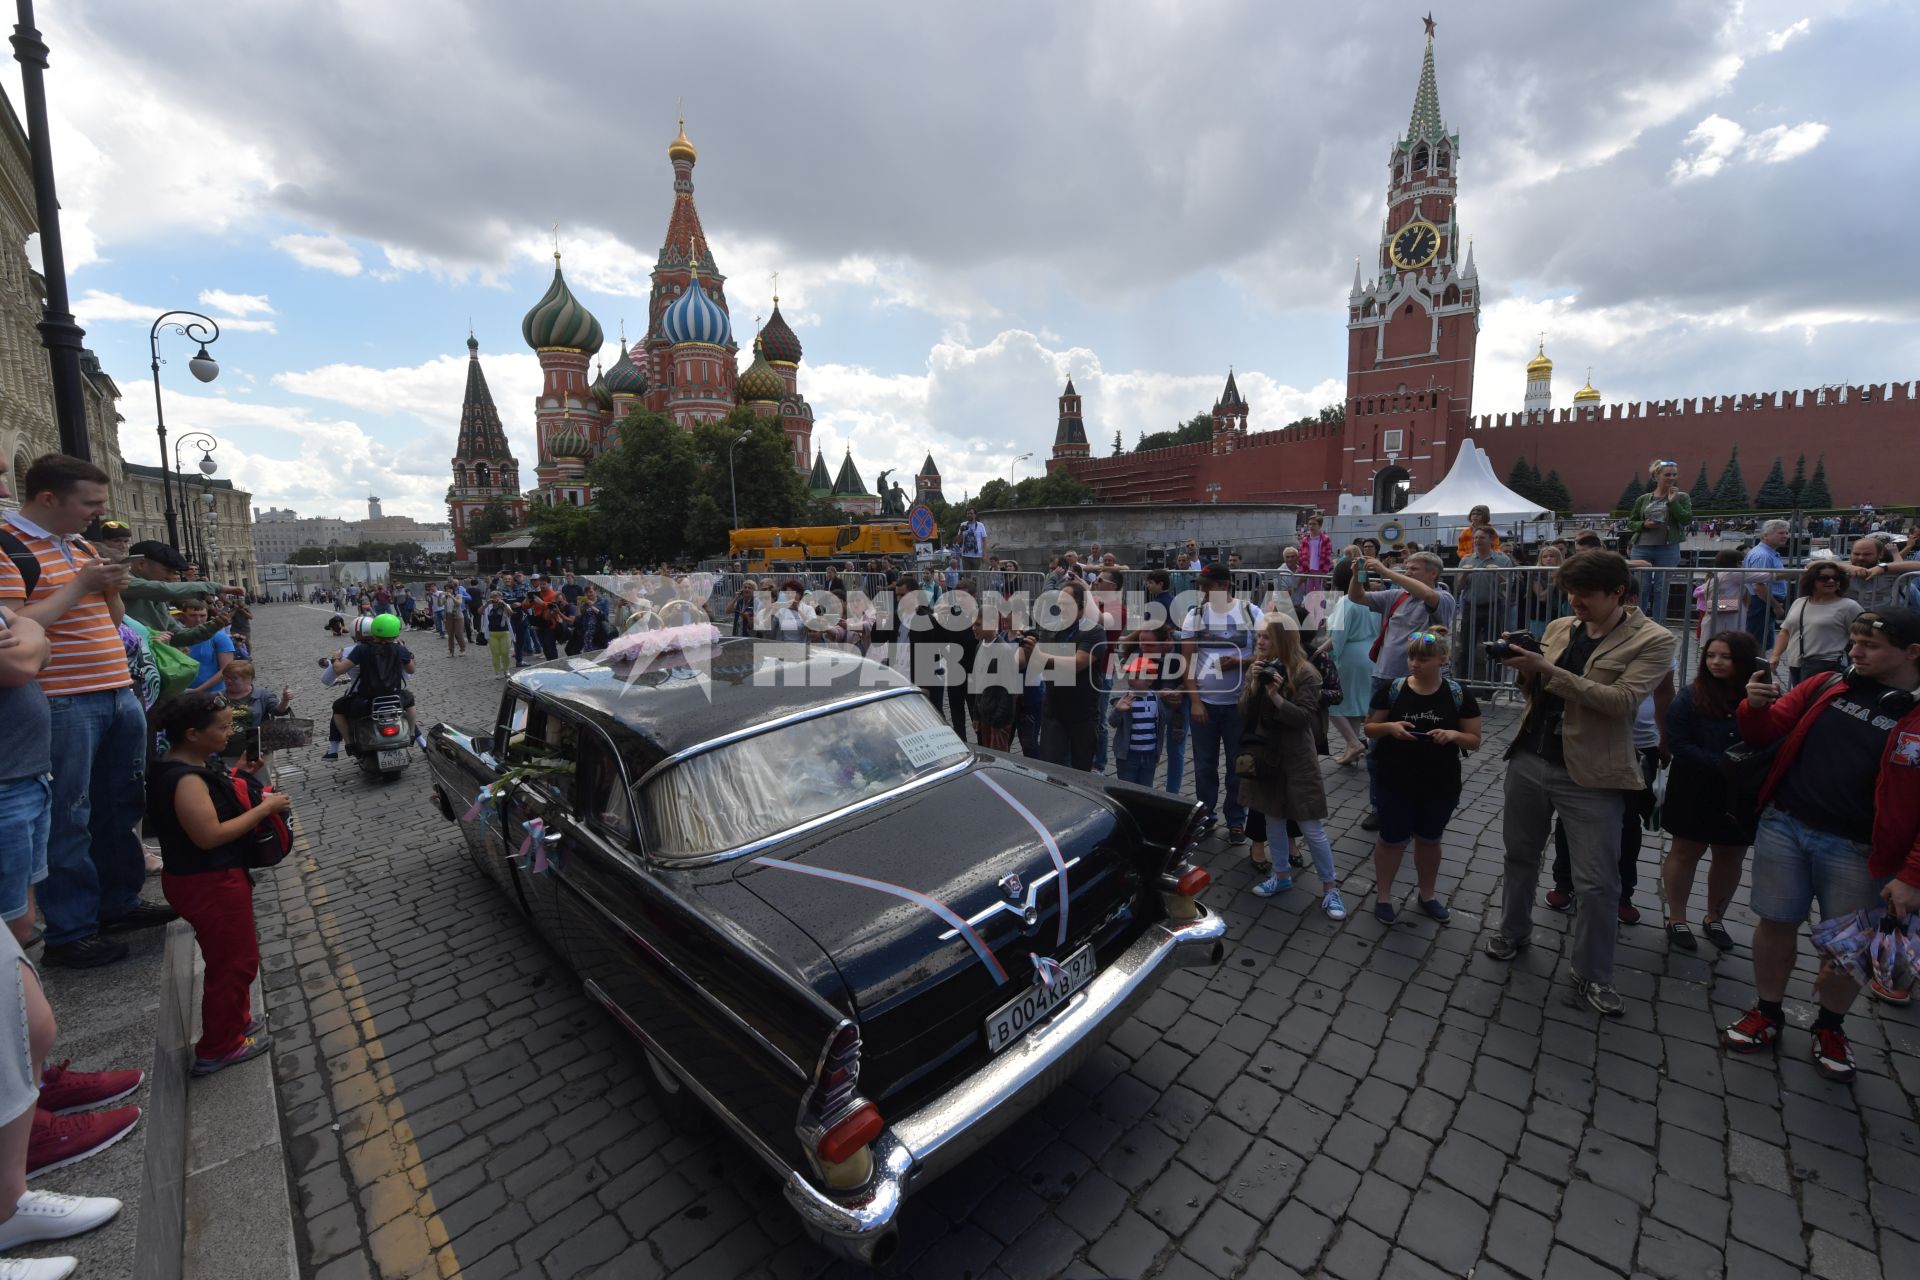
[324,613,421,758]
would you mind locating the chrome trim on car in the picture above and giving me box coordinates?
[778,905,1227,1262]
[637,755,977,869]
[632,685,921,790]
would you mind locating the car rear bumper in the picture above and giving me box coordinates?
[781,904,1227,1265]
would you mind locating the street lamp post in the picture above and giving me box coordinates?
[728,429,751,529]
[173,432,217,571]
[150,311,221,549]
[1009,452,1032,508]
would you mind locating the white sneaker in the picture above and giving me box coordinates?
[0,1190,123,1250]
[0,1260,77,1280]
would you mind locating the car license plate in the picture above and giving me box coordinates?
[984,945,1096,1054]
[376,749,410,769]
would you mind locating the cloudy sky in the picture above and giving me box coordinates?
[10,0,1914,521]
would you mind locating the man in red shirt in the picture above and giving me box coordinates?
[1721,608,1920,1082]
[0,456,176,968]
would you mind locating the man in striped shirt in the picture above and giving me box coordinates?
[1,455,176,968]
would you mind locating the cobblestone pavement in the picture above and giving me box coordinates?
[243,603,1919,1279]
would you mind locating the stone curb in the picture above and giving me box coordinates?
[132,918,193,1280]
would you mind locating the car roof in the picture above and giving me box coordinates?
[513,637,916,775]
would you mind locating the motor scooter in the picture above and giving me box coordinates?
[346,694,412,781]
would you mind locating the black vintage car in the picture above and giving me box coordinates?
[424,636,1224,1265]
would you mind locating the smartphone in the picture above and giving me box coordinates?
[246,725,262,760]
[1752,661,1774,683]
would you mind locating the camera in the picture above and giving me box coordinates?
[1481,631,1542,661]
[1255,660,1282,688]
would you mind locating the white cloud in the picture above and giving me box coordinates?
[1670,113,1828,181]
[1746,121,1830,164]
[198,289,275,317]
[273,233,362,276]
[75,289,275,332]
[1766,18,1811,52]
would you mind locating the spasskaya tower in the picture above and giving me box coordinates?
[1344,15,1479,512]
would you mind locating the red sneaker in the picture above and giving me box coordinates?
[1811,1026,1856,1083]
[37,1060,145,1116]
[1617,901,1642,926]
[27,1105,141,1178]
[1720,1007,1783,1054]
[1544,888,1573,912]
[1868,975,1913,1006]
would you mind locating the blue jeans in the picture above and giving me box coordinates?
[1749,806,1885,924]
[1634,542,1681,621]
[433,608,445,637]
[1163,697,1190,795]
[1745,595,1780,649]
[0,774,52,922]
[510,613,532,663]
[1115,749,1161,787]
[44,687,148,946]
[1190,700,1245,828]
[1090,671,1113,772]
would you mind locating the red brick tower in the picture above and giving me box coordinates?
[643,120,736,419]
[1049,377,1089,463]
[1344,17,1479,511]
[446,334,526,557]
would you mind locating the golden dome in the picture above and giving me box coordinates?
[1573,368,1602,403]
[1526,339,1553,378]
[668,120,697,164]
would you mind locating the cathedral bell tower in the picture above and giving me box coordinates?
[1344,15,1479,512]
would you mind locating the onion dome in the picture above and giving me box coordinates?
[522,256,604,352]
[1527,340,1553,379]
[759,299,802,365]
[661,254,731,347]
[604,340,649,398]
[548,425,592,459]
[590,364,613,412]
[737,337,784,403]
[668,120,697,164]
[1573,372,1602,404]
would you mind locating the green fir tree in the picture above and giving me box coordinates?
[1688,462,1715,509]
[1787,454,1807,506]
[1712,445,1749,510]
[1802,456,1833,508]
[1540,469,1573,515]
[1507,456,1542,504]
[1616,472,1645,511]
[1753,456,1794,509]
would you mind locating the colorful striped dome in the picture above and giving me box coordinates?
[548,426,592,459]
[661,259,731,347]
[737,338,784,402]
[604,340,649,398]
[759,301,802,364]
[522,258,604,353]
[589,367,613,412]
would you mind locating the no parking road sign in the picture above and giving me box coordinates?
[909,503,937,541]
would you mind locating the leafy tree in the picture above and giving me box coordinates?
[1010,469,1093,509]
[1787,453,1807,505]
[1688,462,1714,509]
[464,501,517,549]
[1540,469,1573,515]
[1507,456,1541,503]
[589,410,702,565]
[1282,403,1349,431]
[1712,445,1749,510]
[689,410,807,537]
[1615,473,1644,511]
[1112,430,1123,456]
[288,546,332,565]
[1754,456,1794,509]
[1802,456,1832,508]
[526,502,595,559]
[973,478,1014,511]
[1135,412,1214,453]
[801,498,852,526]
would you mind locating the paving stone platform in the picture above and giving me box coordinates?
[242,603,1918,1279]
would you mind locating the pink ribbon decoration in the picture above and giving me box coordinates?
[1032,953,1070,992]
[512,817,544,866]
[461,786,492,821]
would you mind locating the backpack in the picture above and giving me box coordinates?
[351,643,407,695]
[1312,646,1343,708]
[216,762,292,867]
[487,604,509,631]
[0,528,38,596]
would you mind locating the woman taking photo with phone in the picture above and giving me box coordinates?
[1239,619,1346,920]
[1659,630,1763,951]
[1364,627,1482,921]
[1629,459,1690,620]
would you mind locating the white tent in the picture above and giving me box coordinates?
[1397,440,1549,523]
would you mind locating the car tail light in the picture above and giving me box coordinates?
[816,1102,883,1165]
[1159,863,1211,921]
[801,1023,882,1189]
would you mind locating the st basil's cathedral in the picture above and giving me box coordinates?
[448,120,888,557]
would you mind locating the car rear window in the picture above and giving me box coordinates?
[638,693,970,859]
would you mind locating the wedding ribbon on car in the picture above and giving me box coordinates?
[512,818,561,874]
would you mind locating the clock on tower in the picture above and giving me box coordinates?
[1343,18,1479,512]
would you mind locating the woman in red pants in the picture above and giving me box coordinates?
[146,692,290,1076]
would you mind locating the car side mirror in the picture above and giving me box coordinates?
[471,735,494,757]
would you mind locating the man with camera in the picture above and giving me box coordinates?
[1182,564,1265,840]
[1347,551,1455,832]
[1482,549,1676,1016]
[1020,578,1102,770]
[1720,608,1920,1081]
